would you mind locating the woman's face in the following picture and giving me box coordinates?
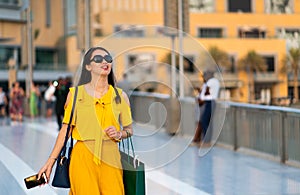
[88,49,112,77]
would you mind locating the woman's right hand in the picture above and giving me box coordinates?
[37,158,56,184]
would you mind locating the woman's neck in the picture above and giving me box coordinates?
[89,77,109,91]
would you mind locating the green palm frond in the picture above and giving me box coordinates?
[237,50,267,72]
[208,46,231,68]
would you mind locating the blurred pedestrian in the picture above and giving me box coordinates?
[38,46,133,194]
[44,80,57,118]
[54,77,68,129]
[0,87,7,117]
[9,81,25,122]
[29,82,40,118]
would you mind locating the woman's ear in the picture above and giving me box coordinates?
[85,64,92,71]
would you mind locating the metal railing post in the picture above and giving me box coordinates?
[233,106,238,151]
[280,111,287,164]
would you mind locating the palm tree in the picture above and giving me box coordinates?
[238,50,267,103]
[163,52,194,71]
[282,48,300,102]
[208,46,231,71]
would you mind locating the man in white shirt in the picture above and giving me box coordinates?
[191,70,220,147]
[44,81,57,118]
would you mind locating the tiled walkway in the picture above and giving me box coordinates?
[1,117,300,195]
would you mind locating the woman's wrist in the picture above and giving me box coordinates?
[115,131,122,141]
[49,156,57,161]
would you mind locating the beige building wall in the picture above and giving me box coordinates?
[31,0,64,46]
[61,0,300,103]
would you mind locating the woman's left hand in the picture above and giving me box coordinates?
[104,126,120,140]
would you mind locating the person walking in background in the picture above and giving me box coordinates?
[198,70,220,147]
[9,81,25,122]
[0,87,7,117]
[44,80,57,118]
[54,77,68,130]
[38,46,133,194]
[29,82,40,118]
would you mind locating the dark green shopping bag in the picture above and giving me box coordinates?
[120,133,145,195]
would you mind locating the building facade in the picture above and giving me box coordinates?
[1,0,300,104]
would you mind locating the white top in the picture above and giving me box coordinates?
[0,92,5,104]
[200,77,220,100]
[44,85,56,101]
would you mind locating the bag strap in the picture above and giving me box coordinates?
[120,131,135,162]
[61,87,78,156]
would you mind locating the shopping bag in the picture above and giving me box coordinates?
[120,133,145,195]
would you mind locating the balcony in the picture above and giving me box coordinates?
[0,0,24,22]
[215,72,241,88]
[254,72,280,83]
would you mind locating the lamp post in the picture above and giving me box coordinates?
[171,34,176,98]
[178,0,184,98]
[25,0,33,98]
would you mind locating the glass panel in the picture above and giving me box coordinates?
[189,0,214,13]
[239,28,266,38]
[183,55,195,73]
[265,0,293,14]
[66,0,76,34]
[0,0,19,5]
[35,48,56,70]
[262,56,275,72]
[46,0,51,27]
[198,28,223,38]
[228,0,251,13]
[114,25,145,37]
[0,46,20,70]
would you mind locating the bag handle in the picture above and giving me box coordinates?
[120,130,135,161]
[61,87,78,156]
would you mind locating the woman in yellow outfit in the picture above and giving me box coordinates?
[38,47,133,195]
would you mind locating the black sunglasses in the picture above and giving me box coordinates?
[90,55,113,63]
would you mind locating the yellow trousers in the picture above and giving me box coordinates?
[69,141,124,195]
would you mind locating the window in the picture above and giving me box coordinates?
[262,56,275,72]
[127,53,155,77]
[183,55,195,73]
[277,28,300,38]
[35,48,56,70]
[189,0,214,13]
[228,0,251,13]
[66,0,76,35]
[198,28,223,38]
[229,55,236,73]
[0,46,20,70]
[265,0,293,14]
[45,0,51,27]
[127,53,156,92]
[0,0,19,6]
[277,28,300,49]
[239,28,266,38]
[114,25,145,37]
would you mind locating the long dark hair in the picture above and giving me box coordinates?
[77,47,121,103]
[77,47,116,87]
